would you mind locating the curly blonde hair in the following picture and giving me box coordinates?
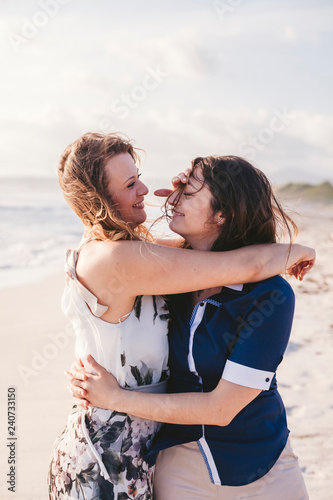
[58,132,153,242]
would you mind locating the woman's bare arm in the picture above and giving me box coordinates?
[153,236,183,247]
[67,356,260,427]
[78,240,315,297]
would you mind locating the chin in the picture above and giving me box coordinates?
[135,212,147,225]
[169,219,185,237]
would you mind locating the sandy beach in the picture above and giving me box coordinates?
[0,205,332,499]
[0,272,75,499]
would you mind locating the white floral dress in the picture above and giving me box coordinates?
[48,248,170,500]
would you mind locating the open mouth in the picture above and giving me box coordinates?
[132,201,145,209]
[172,209,184,217]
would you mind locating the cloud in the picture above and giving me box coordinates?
[103,30,218,80]
[0,0,332,184]
[102,106,333,183]
[284,26,298,43]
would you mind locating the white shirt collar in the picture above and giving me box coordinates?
[223,284,244,291]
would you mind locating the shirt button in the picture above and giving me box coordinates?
[200,302,204,307]
[265,378,270,382]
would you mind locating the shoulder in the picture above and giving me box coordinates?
[248,276,294,296]
[247,275,294,301]
[76,239,163,295]
[79,239,155,266]
[76,240,132,285]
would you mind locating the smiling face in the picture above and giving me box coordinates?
[104,152,149,228]
[168,167,222,250]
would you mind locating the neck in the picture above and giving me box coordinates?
[186,236,216,252]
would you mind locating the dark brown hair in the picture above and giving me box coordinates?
[167,155,297,251]
[58,132,152,242]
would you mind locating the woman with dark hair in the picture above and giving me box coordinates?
[68,155,311,499]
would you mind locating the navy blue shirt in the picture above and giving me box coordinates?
[145,276,295,487]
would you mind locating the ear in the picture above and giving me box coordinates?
[214,211,225,225]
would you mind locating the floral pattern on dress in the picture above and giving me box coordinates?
[48,404,161,499]
[125,361,168,388]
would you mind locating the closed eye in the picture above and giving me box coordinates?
[183,191,195,197]
[127,173,142,188]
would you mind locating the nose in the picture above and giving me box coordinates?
[168,189,180,206]
[138,180,149,196]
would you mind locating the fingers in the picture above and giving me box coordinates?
[286,264,298,278]
[75,370,88,382]
[69,358,86,377]
[86,354,104,375]
[171,169,190,187]
[154,169,190,197]
[67,378,88,406]
[288,260,314,281]
[74,397,90,409]
[65,368,87,382]
[71,392,90,409]
[296,263,305,281]
[67,383,87,398]
[287,268,301,280]
[64,371,87,388]
[299,261,314,280]
[154,188,173,198]
[75,360,84,372]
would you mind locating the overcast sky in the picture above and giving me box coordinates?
[1,0,332,184]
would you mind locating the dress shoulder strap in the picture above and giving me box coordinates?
[77,236,99,253]
[64,245,109,318]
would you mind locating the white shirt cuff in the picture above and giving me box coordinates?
[222,360,274,390]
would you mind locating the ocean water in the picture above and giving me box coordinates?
[0,177,168,289]
[0,178,82,289]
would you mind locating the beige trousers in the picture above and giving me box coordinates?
[153,439,309,500]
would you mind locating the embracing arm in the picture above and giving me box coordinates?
[112,379,260,426]
[153,236,184,247]
[80,240,315,297]
[68,356,260,427]
[67,281,296,426]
